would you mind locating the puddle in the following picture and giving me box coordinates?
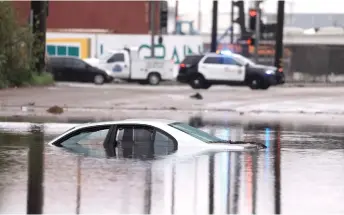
[0,120,344,214]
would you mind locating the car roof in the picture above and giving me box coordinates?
[72,118,179,130]
[204,53,224,57]
[122,118,177,123]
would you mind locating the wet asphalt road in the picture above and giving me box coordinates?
[0,122,344,214]
[2,83,344,115]
[3,83,344,127]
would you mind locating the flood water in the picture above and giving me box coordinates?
[1,120,344,214]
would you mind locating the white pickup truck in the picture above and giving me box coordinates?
[84,47,174,85]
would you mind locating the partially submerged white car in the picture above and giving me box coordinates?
[48,119,266,159]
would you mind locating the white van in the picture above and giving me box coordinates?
[84,47,175,85]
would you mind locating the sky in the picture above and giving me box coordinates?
[167,0,344,33]
[168,0,344,15]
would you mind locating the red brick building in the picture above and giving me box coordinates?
[12,1,160,34]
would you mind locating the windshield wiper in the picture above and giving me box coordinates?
[208,140,267,149]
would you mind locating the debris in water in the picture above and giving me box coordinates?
[29,124,43,133]
[21,106,28,112]
[47,105,64,114]
[190,92,203,100]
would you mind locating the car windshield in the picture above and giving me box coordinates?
[233,54,255,66]
[169,122,224,143]
[98,52,113,60]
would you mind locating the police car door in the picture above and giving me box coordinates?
[105,51,130,79]
[199,56,225,80]
[222,55,245,82]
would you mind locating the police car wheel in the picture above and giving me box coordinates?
[94,75,105,85]
[148,73,161,85]
[248,77,261,90]
[190,75,206,89]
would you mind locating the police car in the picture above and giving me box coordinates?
[177,50,285,90]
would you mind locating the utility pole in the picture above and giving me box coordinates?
[76,156,81,214]
[230,0,234,44]
[26,131,44,214]
[150,1,156,58]
[208,154,215,214]
[31,1,47,74]
[198,0,202,32]
[210,0,218,52]
[253,1,261,63]
[274,124,281,214]
[174,0,179,34]
[274,0,285,70]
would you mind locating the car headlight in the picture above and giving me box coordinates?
[265,70,275,75]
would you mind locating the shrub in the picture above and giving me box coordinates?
[0,1,52,88]
[30,72,54,86]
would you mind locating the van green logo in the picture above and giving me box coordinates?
[100,43,203,64]
[138,44,203,64]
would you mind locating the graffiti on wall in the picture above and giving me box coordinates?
[137,44,203,64]
[100,43,203,64]
[45,33,204,64]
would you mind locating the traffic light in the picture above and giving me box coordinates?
[232,1,246,35]
[248,7,265,33]
[249,8,257,31]
[247,37,255,46]
[159,1,168,34]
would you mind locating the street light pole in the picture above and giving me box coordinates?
[230,0,234,44]
[210,0,218,52]
[274,1,285,70]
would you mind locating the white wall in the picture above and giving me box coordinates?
[46,32,204,64]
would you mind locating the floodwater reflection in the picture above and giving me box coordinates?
[1,122,344,214]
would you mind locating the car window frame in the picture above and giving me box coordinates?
[168,122,223,143]
[51,123,178,158]
[52,124,115,149]
[113,124,178,152]
[49,57,65,68]
[107,53,125,63]
[222,56,241,66]
[61,58,76,68]
[72,58,88,69]
[203,56,223,64]
[182,55,204,65]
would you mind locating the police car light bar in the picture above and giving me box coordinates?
[217,50,233,56]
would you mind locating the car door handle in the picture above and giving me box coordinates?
[123,65,127,68]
